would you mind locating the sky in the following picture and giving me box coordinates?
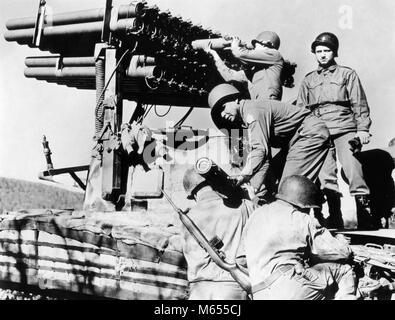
[0,0,395,187]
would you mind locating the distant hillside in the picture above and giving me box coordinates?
[0,177,84,212]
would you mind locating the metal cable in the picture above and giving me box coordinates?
[174,107,193,127]
[93,47,134,140]
[154,105,172,117]
[135,104,153,124]
[94,48,131,111]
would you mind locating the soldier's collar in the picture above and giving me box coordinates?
[317,62,338,73]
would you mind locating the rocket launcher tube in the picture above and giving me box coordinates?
[191,38,232,50]
[24,66,96,78]
[4,18,139,42]
[6,3,145,30]
[25,56,95,67]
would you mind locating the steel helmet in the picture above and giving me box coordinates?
[276,175,323,209]
[183,166,207,200]
[311,32,339,56]
[252,31,281,50]
[208,83,242,130]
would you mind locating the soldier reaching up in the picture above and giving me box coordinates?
[205,31,284,101]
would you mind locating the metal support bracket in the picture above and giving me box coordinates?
[101,0,113,43]
[39,135,88,190]
[101,47,124,202]
[32,0,47,47]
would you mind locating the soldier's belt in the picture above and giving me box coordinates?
[307,100,351,111]
[252,264,295,294]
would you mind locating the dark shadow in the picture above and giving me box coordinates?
[341,149,395,227]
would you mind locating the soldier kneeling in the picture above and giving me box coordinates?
[243,175,358,300]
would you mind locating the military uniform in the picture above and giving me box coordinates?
[181,189,254,300]
[297,63,371,197]
[238,99,330,195]
[243,200,357,300]
[213,45,284,100]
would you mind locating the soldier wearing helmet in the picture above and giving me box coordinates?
[208,83,330,203]
[243,175,358,300]
[180,165,254,300]
[297,32,375,230]
[204,31,285,101]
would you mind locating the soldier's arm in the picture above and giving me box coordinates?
[347,70,372,132]
[231,45,283,66]
[307,216,352,262]
[209,49,249,83]
[240,110,271,180]
[296,77,309,108]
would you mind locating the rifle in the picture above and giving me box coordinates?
[160,187,252,294]
[350,244,395,298]
[351,244,395,273]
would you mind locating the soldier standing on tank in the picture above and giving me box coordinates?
[296,32,375,230]
[180,167,254,300]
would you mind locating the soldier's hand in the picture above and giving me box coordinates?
[234,175,249,187]
[355,131,371,144]
[203,41,214,54]
[231,36,241,49]
[294,262,305,276]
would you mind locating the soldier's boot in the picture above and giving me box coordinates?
[355,195,379,230]
[325,189,344,229]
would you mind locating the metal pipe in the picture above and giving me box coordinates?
[135,55,155,66]
[25,56,95,67]
[126,55,160,78]
[24,66,95,78]
[191,38,231,50]
[6,3,144,30]
[4,18,137,42]
[126,65,158,78]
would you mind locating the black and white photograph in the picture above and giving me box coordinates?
[0,0,394,310]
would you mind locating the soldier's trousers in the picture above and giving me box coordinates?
[188,281,248,300]
[279,114,330,185]
[319,131,370,196]
[253,262,357,300]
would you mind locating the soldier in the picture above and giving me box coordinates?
[205,31,284,100]
[208,83,330,203]
[243,175,358,300]
[181,166,254,300]
[296,32,375,229]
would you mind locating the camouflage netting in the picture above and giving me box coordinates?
[0,209,188,300]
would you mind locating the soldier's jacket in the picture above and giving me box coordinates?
[214,45,284,100]
[239,99,311,177]
[181,190,254,283]
[243,200,352,288]
[297,63,371,135]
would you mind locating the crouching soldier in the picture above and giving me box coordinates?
[208,83,330,203]
[243,175,358,300]
[181,166,254,300]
